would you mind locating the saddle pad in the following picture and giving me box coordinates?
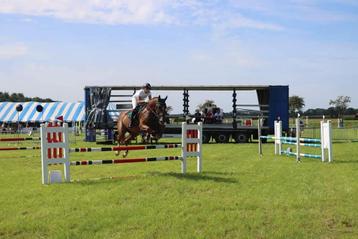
[126,104,146,117]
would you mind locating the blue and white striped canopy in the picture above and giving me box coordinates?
[0,102,85,123]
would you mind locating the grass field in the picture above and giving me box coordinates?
[0,134,357,238]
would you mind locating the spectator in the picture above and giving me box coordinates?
[193,109,202,123]
[214,111,221,123]
[206,109,214,124]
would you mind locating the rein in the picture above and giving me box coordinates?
[146,102,163,120]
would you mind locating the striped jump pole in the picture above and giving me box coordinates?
[41,122,203,184]
[0,146,41,151]
[259,136,321,144]
[258,120,283,156]
[258,116,332,163]
[0,137,41,142]
[259,135,275,140]
[69,156,182,166]
[0,144,181,153]
[281,150,322,159]
[281,141,321,148]
[69,144,181,153]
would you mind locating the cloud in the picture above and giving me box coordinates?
[230,0,358,23]
[0,43,28,59]
[224,14,284,31]
[0,0,284,31]
[0,0,356,31]
[172,1,284,31]
[0,0,175,25]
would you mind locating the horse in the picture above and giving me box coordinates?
[116,96,167,157]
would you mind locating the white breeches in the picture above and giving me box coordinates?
[132,97,137,109]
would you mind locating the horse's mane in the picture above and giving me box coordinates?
[147,97,158,109]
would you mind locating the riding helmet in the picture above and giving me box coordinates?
[144,83,152,90]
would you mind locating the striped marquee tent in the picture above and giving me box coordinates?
[0,102,85,123]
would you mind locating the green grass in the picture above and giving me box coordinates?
[0,137,357,238]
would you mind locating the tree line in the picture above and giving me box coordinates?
[0,92,54,102]
[290,95,357,118]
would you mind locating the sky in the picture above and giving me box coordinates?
[0,0,357,112]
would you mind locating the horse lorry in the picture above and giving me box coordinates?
[84,85,289,143]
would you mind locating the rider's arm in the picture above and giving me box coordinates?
[135,96,142,103]
[136,96,147,104]
[135,90,145,104]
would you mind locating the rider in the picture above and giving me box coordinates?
[129,83,152,127]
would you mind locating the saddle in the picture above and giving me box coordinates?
[127,104,146,126]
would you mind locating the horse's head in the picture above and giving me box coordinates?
[147,96,167,125]
[156,95,168,125]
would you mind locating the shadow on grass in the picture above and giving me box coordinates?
[70,171,238,185]
[332,140,358,144]
[331,160,358,164]
[72,175,145,185]
[202,170,237,176]
[148,171,238,184]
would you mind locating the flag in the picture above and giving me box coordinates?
[56,116,64,122]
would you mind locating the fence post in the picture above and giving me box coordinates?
[41,123,70,184]
[327,120,333,162]
[320,120,325,162]
[63,123,71,182]
[296,118,301,162]
[321,120,333,163]
[181,122,187,174]
[274,120,282,155]
[197,122,203,173]
[258,118,262,156]
[40,123,48,184]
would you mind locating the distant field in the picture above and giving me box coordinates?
[291,118,358,127]
[0,133,357,238]
[287,118,358,142]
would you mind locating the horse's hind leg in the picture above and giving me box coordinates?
[115,141,120,156]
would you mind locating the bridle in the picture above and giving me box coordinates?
[146,100,166,123]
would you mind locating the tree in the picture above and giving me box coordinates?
[10,93,19,102]
[197,100,217,112]
[289,96,305,116]
[327,107,337,118]
[0,92,54,102]
[329,96,351,118]
[346,107,356,116]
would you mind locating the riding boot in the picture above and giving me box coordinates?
[129,108,138,128]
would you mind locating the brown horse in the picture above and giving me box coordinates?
[116,96,167,157]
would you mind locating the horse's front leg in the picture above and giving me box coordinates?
[122,133,137,158]
[116,131,126,156]
[139,125,154,135]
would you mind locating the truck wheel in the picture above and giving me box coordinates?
[214,134,229,143]
[202,133,211,143]
[234,133,248,143]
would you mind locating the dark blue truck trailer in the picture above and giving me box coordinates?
[84,85,289,143]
